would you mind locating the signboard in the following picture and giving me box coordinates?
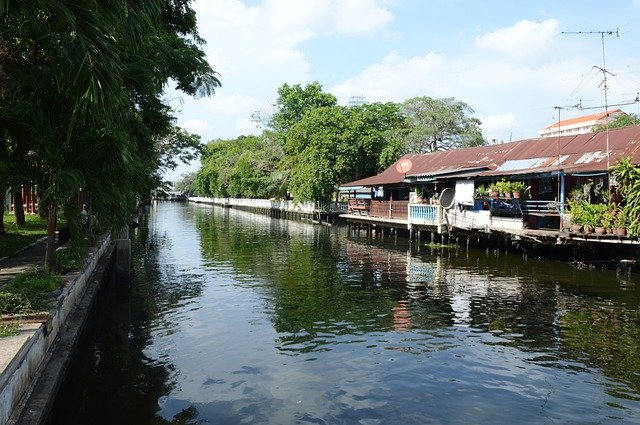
[395,159,413,174]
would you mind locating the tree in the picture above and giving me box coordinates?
[400,96,485,153]
[0,0,220,270]
[592,113,640,132]
[254,82,337,143]
[174,172,198,196]
[196,135,283,198]
[285,103,404,201]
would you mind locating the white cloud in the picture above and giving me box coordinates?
[182,119,211,135]
[261,0,393,37]
[481,113,517,143]
[330,19,607,141]
[474,19,560,63]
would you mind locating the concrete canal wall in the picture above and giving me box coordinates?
[0,234,114,425]
[188,197,345,223]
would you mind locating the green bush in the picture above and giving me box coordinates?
[0,322,19,337]
[0,292,32,315]
[55,247,83,274]
[3,269,62,312]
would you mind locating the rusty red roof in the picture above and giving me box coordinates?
[339,125,640,188]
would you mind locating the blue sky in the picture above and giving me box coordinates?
[165,0,640,181]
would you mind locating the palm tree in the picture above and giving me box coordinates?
[1,0,220,270]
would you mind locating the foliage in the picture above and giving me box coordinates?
[2,268,62,311]
[55,246,83,274]
[568,200,610,228]
[509,181,526,192]
[0,213,48,258]
[0,292,32,315]
[399,96,486,153]
[592,113,640,133]
[256,82,337,138]
[611,157,640,235]
[284,103,404,201]
[474,185,489,197]
[494,180,510,195]
[0,321,19,337]
[196,135,284,198]
[0,0,220,270]
[174,172,198,196]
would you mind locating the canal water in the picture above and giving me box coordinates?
[51,202,640,424]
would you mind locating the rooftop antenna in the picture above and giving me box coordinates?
[561,28,638,191]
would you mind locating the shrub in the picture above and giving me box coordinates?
[0,292,32,315]
[3,269,62,312]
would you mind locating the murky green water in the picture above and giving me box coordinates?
[51,202,640,424]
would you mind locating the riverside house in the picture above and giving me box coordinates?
[339,125,640,247]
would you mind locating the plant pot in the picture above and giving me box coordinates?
[594,227,606,235]
[615,227,627,237]
[512,191,521,199]
[571,224,582,233]
[583,225,594,234]
[490,191,498,198]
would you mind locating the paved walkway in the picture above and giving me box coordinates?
[0,237,47,288]
[0,238,47,377]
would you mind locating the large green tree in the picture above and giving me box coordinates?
[0,0,220,270]
[400,96,485,153]
[254,82,337,144]
[196,135,284,198]
[285,103,403,201]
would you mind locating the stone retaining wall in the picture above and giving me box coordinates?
[0,234,113,425]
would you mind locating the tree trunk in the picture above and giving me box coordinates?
[0,190,6,236]
[44,203,57,271]
[13,188,25,227]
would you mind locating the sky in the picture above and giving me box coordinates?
[164,0,640,181]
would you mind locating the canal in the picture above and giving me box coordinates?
[51,202,640,424]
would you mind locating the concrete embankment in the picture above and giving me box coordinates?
[0,234,115,425]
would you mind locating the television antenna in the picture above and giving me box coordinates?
[562,28,638,190]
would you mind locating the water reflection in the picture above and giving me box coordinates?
[51,202,640,424]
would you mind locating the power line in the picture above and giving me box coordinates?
[561,28,639,189]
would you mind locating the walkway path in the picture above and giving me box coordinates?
[0,238,46,379]
[0,237,46,288]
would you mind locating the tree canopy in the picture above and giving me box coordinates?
[0,0,220,269]
[400,96,485,153]
[196,83,485,202]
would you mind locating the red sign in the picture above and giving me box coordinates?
[395,159,413,174]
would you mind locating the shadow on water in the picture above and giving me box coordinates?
[50,208,205,424]
[50,203,640,423]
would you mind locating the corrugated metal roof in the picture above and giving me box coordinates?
[340,125,640,187]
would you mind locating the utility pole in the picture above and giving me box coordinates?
[561,29,638,191]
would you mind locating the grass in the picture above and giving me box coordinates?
[1,268,62,312]
[0,213,49,258]
[0,321,19,337]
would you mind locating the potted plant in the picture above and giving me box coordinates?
[510,181,526,199]
[495,180,510,198]
[592,203,609,235]
[567,199,585,233]
[602,209,615,234]
[489,182,499,198]
[475,185,489,198]
[614,207,629,237]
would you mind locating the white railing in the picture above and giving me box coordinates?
[408,204,442,227]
